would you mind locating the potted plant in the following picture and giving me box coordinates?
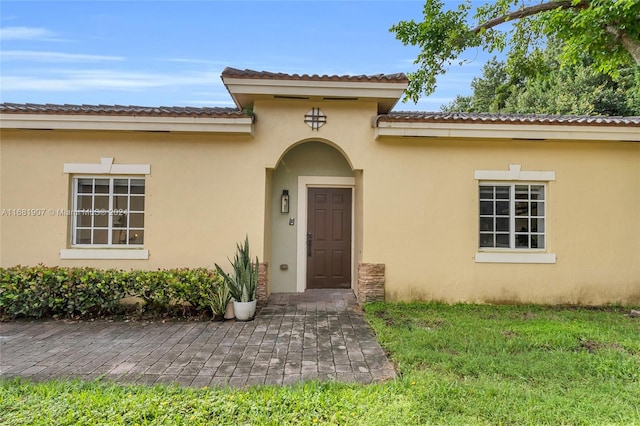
[206,280,231,321]
[224,296,235,320]
[215,236,259,321]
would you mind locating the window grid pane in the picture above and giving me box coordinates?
[479,185,511,248]
[73,177,145,246]
[479,183,546,250]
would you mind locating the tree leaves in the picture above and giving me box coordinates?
[391,0,474,103]
[393,0,640,103]
[443,42,640,115]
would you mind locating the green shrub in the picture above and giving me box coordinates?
[0,265,128,319]
[0,265,47,318]
[0,265,223,320]
[171,268,223,312]
[128,269,173,311]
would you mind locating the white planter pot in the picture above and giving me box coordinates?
[233,300,257,321]
[224,300,235,320]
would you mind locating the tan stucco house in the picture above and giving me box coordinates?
[1,68,639,305]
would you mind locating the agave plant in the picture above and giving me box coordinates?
[215,236,258,303]
[207,281,231,317]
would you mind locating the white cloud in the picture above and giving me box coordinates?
[1,69,222,92]
[163,58,227,66]
[2,76,78,91]
[0,26,58,41]
[1,50,124,62]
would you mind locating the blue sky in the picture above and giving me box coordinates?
[1,1,492,111]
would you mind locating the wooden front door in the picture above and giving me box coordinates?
[306,187,352,289]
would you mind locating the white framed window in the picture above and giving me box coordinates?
[474,164,556,264]
[71,177,145,246]
[479,184,545,250]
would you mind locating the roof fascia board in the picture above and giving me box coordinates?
[223,77,406,99]
[0,113,254,134]
[375,121,640,142]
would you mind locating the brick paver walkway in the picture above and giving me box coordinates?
[0,290,396,387]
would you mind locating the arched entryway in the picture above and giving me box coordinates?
[268,140,357,293]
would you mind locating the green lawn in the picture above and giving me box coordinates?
[1,303,639,425]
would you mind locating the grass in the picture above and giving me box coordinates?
[1,303,639,425]
[366,303,640,424]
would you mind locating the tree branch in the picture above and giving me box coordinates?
[471,0,589,34]
[605,26,640,66]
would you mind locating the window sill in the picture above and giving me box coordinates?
[60,248,149,260]
[475,252,556,264]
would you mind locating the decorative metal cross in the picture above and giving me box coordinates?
[304,107,327,130]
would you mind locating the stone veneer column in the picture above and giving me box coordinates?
[357,263,385,303]
[257,262,269,305]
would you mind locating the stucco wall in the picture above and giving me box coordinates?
[2,101,639,305]
[252,99,376,294]
[363,137,640,305]
[0,130,265,269]
[253,99,378,170]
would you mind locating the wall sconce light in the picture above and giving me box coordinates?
[281,189,289,214]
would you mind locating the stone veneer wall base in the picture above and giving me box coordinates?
[357,263,385,303]
[257,262,269,305]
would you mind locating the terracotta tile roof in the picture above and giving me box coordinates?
[377,112,640,127]
[4,103,638,128]
[221,67,409,83]
[0,103,247,118]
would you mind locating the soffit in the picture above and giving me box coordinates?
[221,67,408,114]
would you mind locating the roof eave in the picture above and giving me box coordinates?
[374,121,640,142]
[222,76,407,114]
[0,113,255,135]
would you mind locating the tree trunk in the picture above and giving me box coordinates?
[605,26,640,66]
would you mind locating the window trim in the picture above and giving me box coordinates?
[474,164,555,181]
[474,164,556,264]
[60,248,149,260]
[71,176,145,248]
[475,252,556,264]
[62,158,150,260]
[64,157,150,175]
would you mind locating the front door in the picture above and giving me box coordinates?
[306,187,352,289]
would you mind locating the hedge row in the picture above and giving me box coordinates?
[0,265,224,320]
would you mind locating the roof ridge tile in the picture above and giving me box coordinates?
[0,102,247,118]
[221,67,408,83]
[379,111,640,126]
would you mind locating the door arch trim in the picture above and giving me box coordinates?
[296,176,355,292]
